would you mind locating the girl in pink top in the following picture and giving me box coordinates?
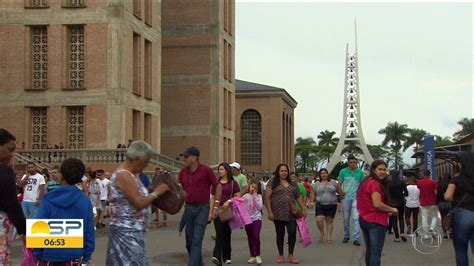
[243,181,263,265]
[357,160,398,266]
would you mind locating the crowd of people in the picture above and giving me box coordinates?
[0,127,473,266]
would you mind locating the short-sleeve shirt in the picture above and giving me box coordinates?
[451,176,474,211]
[22,173,46,202]
[417,178,437,206]
[357,177,388,226]
[268,178,300,221]
[339,167,365,199]
[211,180,240,206]
[313,180,338,205]
[405,185,420,208]
[98,178,111,200]
[179,164,218,204]
[234,173,248,191]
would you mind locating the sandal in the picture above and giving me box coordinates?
[394,239,401,242]
[288,255,300,264]
[327,239,333,244]
[276,256,284,263]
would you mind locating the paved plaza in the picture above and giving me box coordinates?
[11,209,457,266]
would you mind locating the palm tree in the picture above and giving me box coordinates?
[317,130,339,146]
[378,122,409,168]
[295,137,318,173]
[403,128,428,152]
[453,117,474,141]
[435,135,454,147]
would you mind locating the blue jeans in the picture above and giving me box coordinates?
[360,218,386,266]
[343,197,360,241]
[452,207,474,266]
[183,203,210,266]
[21,201,38,219]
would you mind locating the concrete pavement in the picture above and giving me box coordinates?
[12,209,458,265]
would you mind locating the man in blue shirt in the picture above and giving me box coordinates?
[337,154,365,246]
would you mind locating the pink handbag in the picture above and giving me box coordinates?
[228,197,252,230]
[296,217,313,248]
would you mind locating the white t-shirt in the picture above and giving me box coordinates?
[406,184,420,208]
[22,173,46,202]
[98,178,110,200]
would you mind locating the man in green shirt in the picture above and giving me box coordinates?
[230,162,248,194]
[337,154,365,246]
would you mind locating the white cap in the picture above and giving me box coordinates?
[230,162,241,170]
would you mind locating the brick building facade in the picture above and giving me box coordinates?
[0,1,297,170]
[235,80,297,173]
[161,0,235,165]
[0,0,162,150]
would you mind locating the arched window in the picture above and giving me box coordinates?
[241,109,262,165]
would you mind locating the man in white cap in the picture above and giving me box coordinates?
[230,162,248,194]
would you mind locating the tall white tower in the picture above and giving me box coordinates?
[326,21,374,174]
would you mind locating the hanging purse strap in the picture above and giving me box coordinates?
[451,193,468,212]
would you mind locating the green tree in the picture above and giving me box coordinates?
[317,130,339,146]
[295,137,318,173]
[378,122,409,168]
[368,144,390,160]
[453,117,474,141]
[435,135,454,147]
[403,128,428,152]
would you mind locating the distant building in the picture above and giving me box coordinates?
[411,133,474,178]
[235,80,297,173]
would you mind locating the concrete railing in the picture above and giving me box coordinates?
[15,149,185,171]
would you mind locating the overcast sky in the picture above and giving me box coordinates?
[235,2,473,162]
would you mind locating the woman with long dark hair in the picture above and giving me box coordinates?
[437,172,452,238]
[444,152,474,266]
[265,164,305,264]
[357,160,398,266]
[211,163,240,265]
[309,168,342,243]
[388,171,408,242]
[0,129,26,265]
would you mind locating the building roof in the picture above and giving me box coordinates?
[235,79,298,108]
[455,133,474,145]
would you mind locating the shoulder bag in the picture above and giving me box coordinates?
[442,193,468,232]
[218,181,234,222]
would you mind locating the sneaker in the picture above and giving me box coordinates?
[211,257,220,265]
[225,260,232,264]
[248,257,256,264]
[343,237,349,243]
[353,240,360,246]
[256,256,263,265]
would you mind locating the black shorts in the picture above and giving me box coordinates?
[315,204,337,218]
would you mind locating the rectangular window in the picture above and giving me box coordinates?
[133,33,141,95]
[145,0,152,26]
[223,137,228,162]
[29,0,48,7]
[67,106,84,149]
[223,40,228,80]
[227,43,232,82]
[67,25,85,89]
[133,0,141,19]
[144,113,152,144]
[229,0,233,35]
[228,91,232,130]
[144,40,152,99]
[31,107,48,149]
[132,109,141,140]
[65,0,84,7]
[223,0,228,32]
[223,88,228,129]
[227,138,232,162]
[31,26,48,90]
